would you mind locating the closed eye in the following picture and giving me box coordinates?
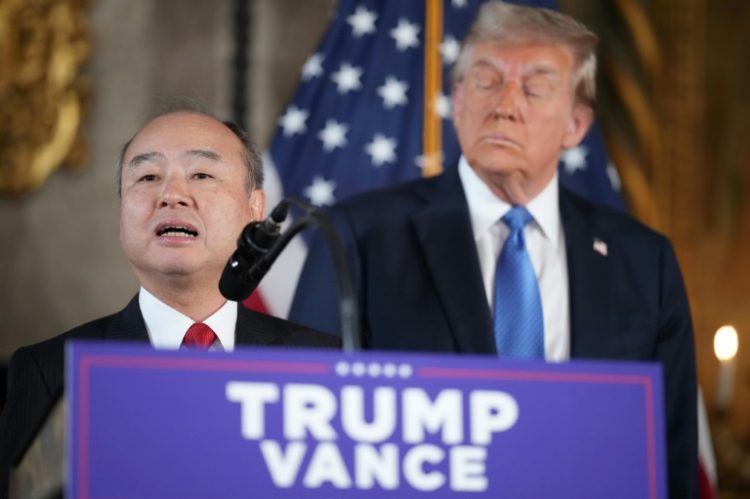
[524,73,557,98]
[468,65,502,92]
[524,83,553,98]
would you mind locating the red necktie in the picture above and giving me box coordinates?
[182,323,218,349]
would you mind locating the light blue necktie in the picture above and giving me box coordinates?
[493,206,544,359]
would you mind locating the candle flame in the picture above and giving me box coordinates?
[714,325,738,361]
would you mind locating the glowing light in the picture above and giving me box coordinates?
[714,325,738,362]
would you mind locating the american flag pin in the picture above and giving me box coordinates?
[593,238,608,256]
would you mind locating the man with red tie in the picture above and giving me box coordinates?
[0,109,339,497]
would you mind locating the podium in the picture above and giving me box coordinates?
[14,341,667,498]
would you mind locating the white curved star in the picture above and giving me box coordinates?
[440,35,460,65]
[318,120,349,151]
[377,76,409,108]
[561,145,588,174]
[435,93,451,119]
[390,19,420,51]
[415,151,444,170]
[304,176,337,206]
[331,62,363,94]
[607,161,622,191]
[347,6,377,37]
[365,134,397,166]
[302,53,324,81]
[278,106,308,137]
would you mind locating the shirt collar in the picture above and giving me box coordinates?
[138,287,238,351]
[458,156,561,248]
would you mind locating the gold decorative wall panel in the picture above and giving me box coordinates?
[561,0,750,494]
[0,0,89,194]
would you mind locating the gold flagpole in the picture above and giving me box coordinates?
[422,0,443,177]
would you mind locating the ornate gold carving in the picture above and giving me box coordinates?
[598,0,665,231]
[0,0,89,194]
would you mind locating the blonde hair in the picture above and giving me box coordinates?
[453,1,598,108]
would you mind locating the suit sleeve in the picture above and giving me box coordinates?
[656,238,698,499]
[289,206,361,340]
[0,347,56,499]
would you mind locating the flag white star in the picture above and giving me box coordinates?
[278,106,308,137]
[414,151,444,170]
[390,19,420,51]
[607,161,622,191]
[347,5,377,37]
[302,53,324,81]
[331,62,363,94]
[377,76,408,108]
[452,0,468,8]
[435,93,451,119]
[318,120,349,151]
[304,176,337,206]
[365,134,397,166]
[440,35,460,65]
[561,145,588,174]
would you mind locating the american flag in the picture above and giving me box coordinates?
[253,1,715,496]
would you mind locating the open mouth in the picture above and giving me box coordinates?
[156,224,199,238]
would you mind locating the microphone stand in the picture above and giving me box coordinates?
[232,198,362,352]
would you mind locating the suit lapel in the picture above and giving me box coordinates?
[561,190,614,358]
[105,295,151,342]
[411,168,495,353]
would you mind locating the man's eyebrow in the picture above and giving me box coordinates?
[470,59,561,78]
[526,64,561,78]
[184,149,222,161]
[471,58,497,70]
[129,151,166,168]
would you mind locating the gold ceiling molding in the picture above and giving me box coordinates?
[0,0,89,194]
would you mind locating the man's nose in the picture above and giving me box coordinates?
[158,175,192,207]
[492,81,522,121]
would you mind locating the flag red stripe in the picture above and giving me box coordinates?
[244,290,269,314]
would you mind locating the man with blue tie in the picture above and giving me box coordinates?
[290,2,697,497]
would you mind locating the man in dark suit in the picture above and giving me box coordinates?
[290,2,696,497]
[0,109,339,497]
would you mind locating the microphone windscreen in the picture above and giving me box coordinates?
[219,256,254,301]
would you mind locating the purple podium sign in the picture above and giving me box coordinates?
[67,341,666,498]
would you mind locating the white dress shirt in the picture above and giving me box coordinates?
[458,157,570,361]
[138,287,238,351]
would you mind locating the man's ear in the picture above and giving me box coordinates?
[248,189,266,222]
[562,103,594,149]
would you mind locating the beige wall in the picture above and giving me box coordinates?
[0,0,332,359]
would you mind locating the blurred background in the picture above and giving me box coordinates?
[0,0,748,495]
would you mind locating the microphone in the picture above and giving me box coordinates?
[219,197,362,351]
[219,202,289,301]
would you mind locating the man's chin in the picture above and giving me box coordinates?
[470,159,523,180]
[136,259,206,281]
[468,147,523,170]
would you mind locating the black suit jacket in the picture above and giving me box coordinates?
[0,296,339,497]
[290,166,697,498]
